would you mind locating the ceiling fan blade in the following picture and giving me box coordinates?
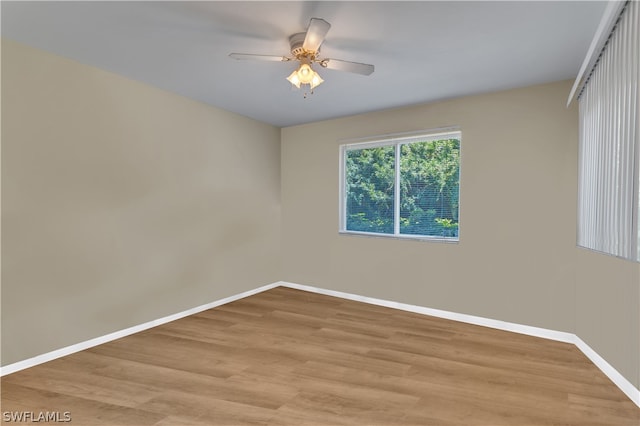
[303,18,331,52]
[229,53,289,62]
[321,59,375,76]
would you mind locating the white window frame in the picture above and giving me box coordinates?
[339,128,461,242]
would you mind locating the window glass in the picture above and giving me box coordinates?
[400,139,460,238]
[345,146,395,234]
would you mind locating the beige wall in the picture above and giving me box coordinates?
[574,249,639,388]
[1,40,281,365]
[281,80,638,389]
[282,80,578,331]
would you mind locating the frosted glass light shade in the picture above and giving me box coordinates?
[286,70,301,88]
[310,73,324,90]
[286,63,324,90]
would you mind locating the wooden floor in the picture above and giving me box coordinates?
[2,287,639,425]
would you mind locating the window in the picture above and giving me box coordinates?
[576,0,639,261]
[340,129,461,241]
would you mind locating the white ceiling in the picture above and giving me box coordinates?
[1,1,606,127]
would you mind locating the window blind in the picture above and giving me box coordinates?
[577,0,639,261]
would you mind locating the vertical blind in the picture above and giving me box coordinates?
[577,0,639,262]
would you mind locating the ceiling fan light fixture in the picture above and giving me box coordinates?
[286,61,324,91]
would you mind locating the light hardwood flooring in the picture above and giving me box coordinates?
[2,287,639,425]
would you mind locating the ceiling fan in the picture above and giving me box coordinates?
[229,18,375,95]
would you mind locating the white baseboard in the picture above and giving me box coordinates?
[574,336,640,407]
[2,280,638,408]
[279,281,640,408]
[0,282,280,376]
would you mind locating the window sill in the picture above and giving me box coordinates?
[339,230,459,243]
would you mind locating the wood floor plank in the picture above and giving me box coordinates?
[152,415,214,426]
[2,363,162,408]
[137,390,276,425]
[1,382,165,425]
[88,354,298,410]
[2,287,638,425]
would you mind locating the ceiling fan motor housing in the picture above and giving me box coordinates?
[289,32,318,58]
